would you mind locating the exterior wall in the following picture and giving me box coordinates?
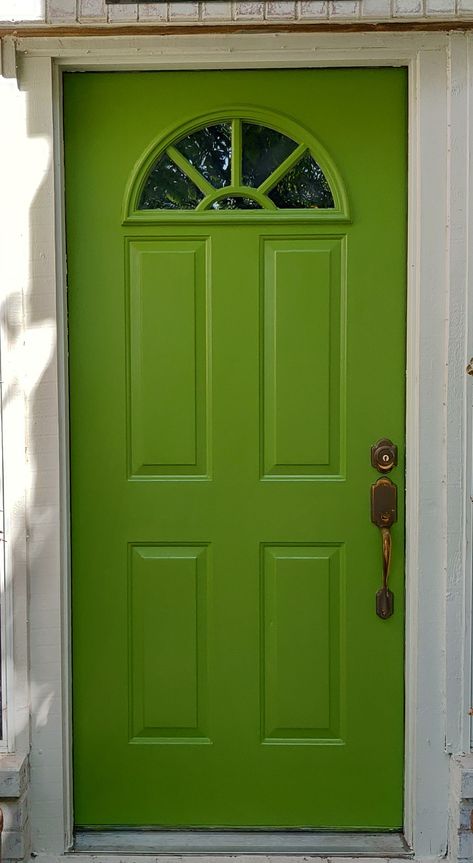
[0,19,472,863]
[1,0,473,26]
[0,757,30,863]
[0,46,38,863]
[450,757,473,863]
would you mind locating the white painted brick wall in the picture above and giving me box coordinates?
[329,0,360,16]
[299,2,329,17]
[2,826,30,862]
[449,756,473,863]
[46,0,76,21]
[360,0,392,17]
[0,0,472,25]
[426,0,455,13]
[393,0,423,14]
[77,0,107,21]
[0,758,30,861]
[265,2,297,17]
[233,2,264,17]
[201,2,232,18]
[138,2,167,18]
[458,0,473,13]
[2,793,29,832]
[168,3,200,19]
[107,2,138,20]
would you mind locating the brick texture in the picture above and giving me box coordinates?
[2,0,472,24]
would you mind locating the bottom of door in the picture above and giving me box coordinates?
[74,830,412,857]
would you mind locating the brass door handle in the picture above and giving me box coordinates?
[371,477,397,619]
[378,526,393,619]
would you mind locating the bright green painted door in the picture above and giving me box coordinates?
[65,68,407,830]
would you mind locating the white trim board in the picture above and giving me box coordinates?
[73,831,412,857]
[0,29,470,863]
[34,853,427,863]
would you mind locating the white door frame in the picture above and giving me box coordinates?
[0,29,471,862]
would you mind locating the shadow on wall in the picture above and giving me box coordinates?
[0,55,67,857]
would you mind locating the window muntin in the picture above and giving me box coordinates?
[137,119,335,212]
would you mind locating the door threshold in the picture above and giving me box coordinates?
[74,830,412,857]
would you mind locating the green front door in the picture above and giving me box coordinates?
[65,68,407,830]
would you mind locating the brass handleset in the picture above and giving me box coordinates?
[370,439,398,620]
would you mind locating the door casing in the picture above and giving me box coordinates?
[3,30,469,861]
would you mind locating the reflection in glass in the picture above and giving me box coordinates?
[175,123,232,189]
[242,123,298,188]
[138,122,336,212]
[268,152,335,209]
[138,154,203,210]
[211,196,262,210]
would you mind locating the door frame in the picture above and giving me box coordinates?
[1,29,471,862]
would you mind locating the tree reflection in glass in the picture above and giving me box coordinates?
[139,154,203,209]
[137,120,336,211]
[268,153,335,208]
[242,123,298,187]
[175,123,232,188]
[211,196,262,210]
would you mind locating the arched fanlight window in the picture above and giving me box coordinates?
[137,119,336,212]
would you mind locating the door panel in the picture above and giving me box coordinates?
[262,237,343,476]
[65,69,407,830]
[128,239,209,477]
[262,544,342,742]
[130,544,209,743]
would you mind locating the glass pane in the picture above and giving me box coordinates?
[211,196,262,210]
[138,154,203,210]
[242,123,298,188]
[175,123,231,189]
[268,152,335,209]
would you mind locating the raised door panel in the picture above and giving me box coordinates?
[261,544,343,743]
[261,238,345,478]
[129,544,209,742]
[127,239,210,478]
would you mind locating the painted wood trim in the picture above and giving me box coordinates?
[19,55,66,856]
[444,32,472,757]
[13,32,450,63]
[51,59,74,852]
[467,33,473,753]
[38,855,415,863]
[194,185,277,209]
[231,118,241,188]
[403,44,451,855]
[74,830,412,855]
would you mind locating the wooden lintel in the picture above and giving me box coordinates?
[0,20,472,38]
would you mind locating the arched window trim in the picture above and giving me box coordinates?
[122,107,350,223]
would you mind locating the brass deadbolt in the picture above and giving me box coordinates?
[371,438,398,474]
